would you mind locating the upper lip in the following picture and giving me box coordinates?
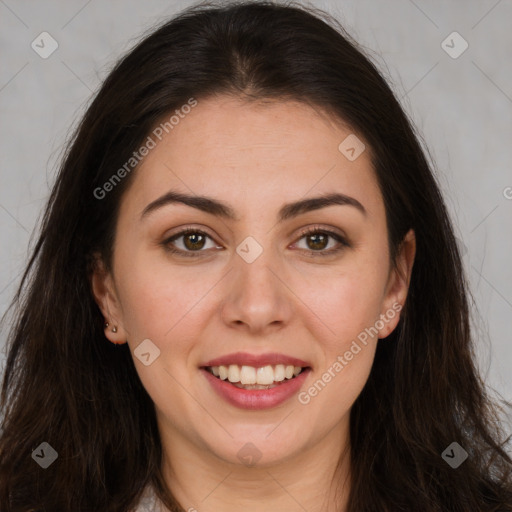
[201,352,311,368]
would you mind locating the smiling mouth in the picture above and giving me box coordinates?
[203,364,308,390]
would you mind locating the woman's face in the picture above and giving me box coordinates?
[93,95,415,468]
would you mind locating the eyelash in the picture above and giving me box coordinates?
[161,226,349,258]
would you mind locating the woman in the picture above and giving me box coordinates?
[0,1,510,511]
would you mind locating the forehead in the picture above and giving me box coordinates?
[120,95,382,220]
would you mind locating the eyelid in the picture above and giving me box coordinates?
[293,224,348,244]
[165,224,218,241]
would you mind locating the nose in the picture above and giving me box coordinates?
[220,242,294,335]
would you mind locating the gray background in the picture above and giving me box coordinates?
[1,1,511,409]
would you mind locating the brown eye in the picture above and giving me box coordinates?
[305,232,329,251]
[293,227,349,257]
[163,228,220,257]
[182,232,207,250]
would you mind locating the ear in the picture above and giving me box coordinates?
[377,229,416,339]
[90,253,128,345]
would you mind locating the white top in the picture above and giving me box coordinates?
[132,484,167,512]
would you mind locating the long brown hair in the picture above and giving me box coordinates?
[1,1,511,510]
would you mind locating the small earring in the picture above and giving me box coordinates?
[104,322,109,328]
[111,326,118,333]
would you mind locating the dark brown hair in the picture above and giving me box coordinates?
[1,1,511,510]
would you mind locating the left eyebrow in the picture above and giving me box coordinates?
[140,190,367,222]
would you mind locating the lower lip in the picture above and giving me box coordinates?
[201,368,311,410]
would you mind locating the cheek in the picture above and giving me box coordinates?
[298,323,377,431]
[298,253,389,348]
[293,250,387,412]
[300,292,379,421]
[114,247,220,353]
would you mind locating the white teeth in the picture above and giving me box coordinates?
[218,365,228,380]
[256,365,274,385]
[240,365,257,385]
[208,364,304,385]
[274,364,285,382]
[228,364,240,383]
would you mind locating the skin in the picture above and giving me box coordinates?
[92,95,416,512]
